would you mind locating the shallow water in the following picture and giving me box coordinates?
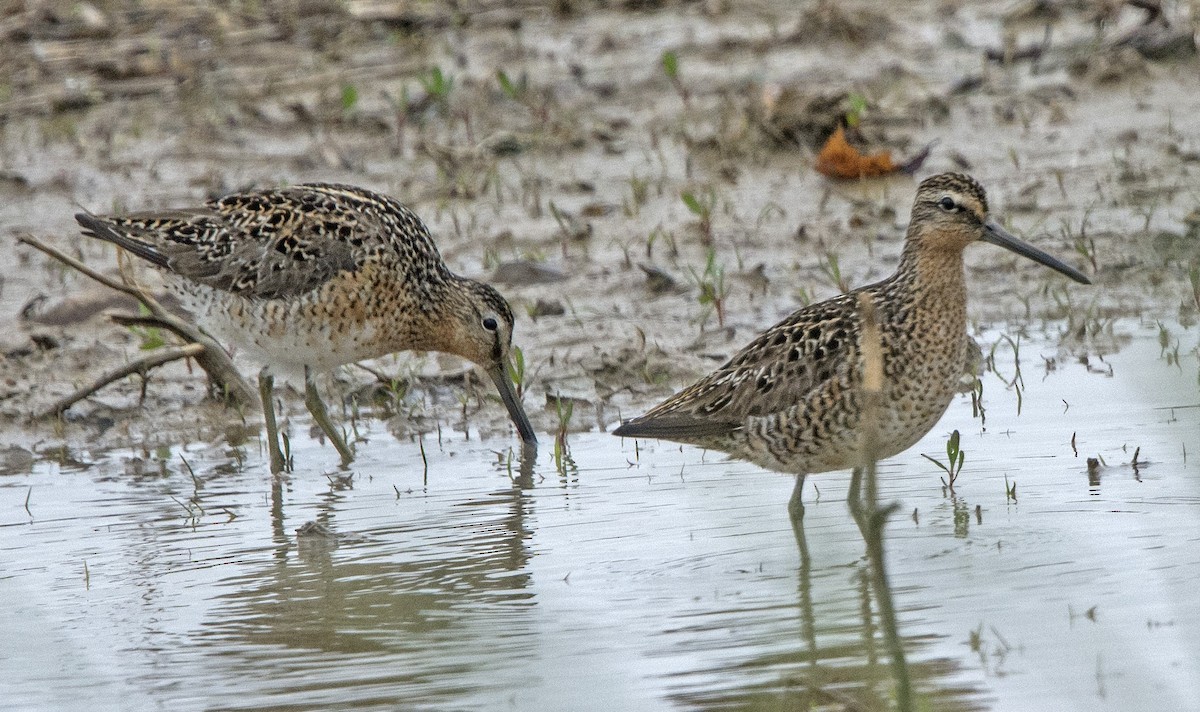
[2,319,1198,711]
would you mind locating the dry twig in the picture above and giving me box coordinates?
[17,234,257,413]
[39,343,206,418]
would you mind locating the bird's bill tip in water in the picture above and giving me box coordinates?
[488,363,538,448]
[982,218,1091,285]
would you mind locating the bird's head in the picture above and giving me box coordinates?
[443,280,538,447]
[909,172,1089,284]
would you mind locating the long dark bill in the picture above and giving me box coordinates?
[488,363,538,448]
[982,218,1091,285]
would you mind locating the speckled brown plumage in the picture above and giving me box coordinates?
[77,183,536,471]
[613,173,1089,479]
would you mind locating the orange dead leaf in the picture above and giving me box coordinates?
[814,126,898,179]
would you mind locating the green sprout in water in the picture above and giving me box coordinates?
[970,377,986,425]
[681,187,716,245]
[419,66,454,110]
[625,173,650,218]
[968,623,984,652]
[819,249,850,293]
[128,303,165,351]
[660,50,689,106]
[280,431,294,473]
[988,334,1024,415]
[923,429,965,493]
[496,69,522,101]
[844,93,868,128]
[340,83,359,112]
[508,345,526,399]
[661,49,679,80]
[686,248,729,329]
[553,395,574,475]
[643,225,672,260]
[496,68,551,125]
[1188,262,1199,311]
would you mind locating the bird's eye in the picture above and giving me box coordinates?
[482,317,499,332]
[938,196,958,212]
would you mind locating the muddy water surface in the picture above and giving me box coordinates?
[2,319,1196,711]
[2,1,1199,709]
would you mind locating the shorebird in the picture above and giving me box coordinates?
[77,182,537,472]
[613,173,1090,509]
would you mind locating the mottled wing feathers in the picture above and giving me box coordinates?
[76,183,445,301]
[614,292,863,439]
[611,412,741,439]
[75,212,171,269]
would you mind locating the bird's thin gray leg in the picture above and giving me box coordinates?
[259,367,287,474]
[787,474,806,521]
[787,488,818,668]
[847,466,867,534]
[304,366,354,467]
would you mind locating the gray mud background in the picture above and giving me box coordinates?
[2,0,1198,452]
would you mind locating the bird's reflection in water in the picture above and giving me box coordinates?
[668,499,982,711]
[191,440,541,707]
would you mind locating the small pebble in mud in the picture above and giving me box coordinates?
[637,264,682,294]
[1116,129,1138,144]
[528,299,566,320]
[544,393,592,417]
[735,264,770,296]
[0,170,31,189]
[490,260,568,285]
[1116,24,1197,61]
[29,333,61,351]
[297,520,339,554]
[296,521,335,538]
[0,446,34,475]
[580,202,616,218]
[488,134,523,156]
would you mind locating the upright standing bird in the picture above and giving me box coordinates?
[613,173,1090,507]
[76,182,537,472]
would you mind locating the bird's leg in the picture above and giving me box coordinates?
[787,474,807,521]
[847,466,862,507]
[787,484,818,668]
[258,368,287,474]
[304,366,354,467]
[847,466,868,535]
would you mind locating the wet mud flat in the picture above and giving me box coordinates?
[1,1,1199,710]
[0,0,1197,445]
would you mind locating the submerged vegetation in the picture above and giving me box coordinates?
[924,429,966,494]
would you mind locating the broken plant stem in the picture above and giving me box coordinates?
[39,343,206,419]
[18,234,256,409]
